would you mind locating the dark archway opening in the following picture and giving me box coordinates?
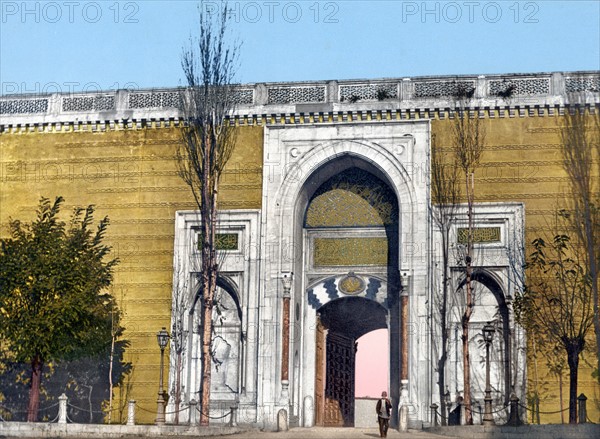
[315,297,388,427]
[298,157,401,428]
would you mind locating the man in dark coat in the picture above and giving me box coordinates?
[375,391,392,438]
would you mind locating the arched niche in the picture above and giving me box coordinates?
[455,270,511,406]
[192,276,243,403]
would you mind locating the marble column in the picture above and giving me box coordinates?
[280,273,293,403]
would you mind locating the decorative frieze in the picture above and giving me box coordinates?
[489,78,550,96]
[233,88,255,105]
[62,95,115,112]
[565,76,600,93]
[267,85,326,104]
[414,80,476,98]
[339,83,398,102]
[0,98,48,114]
[0,72,597,127]
[129,91,181,109]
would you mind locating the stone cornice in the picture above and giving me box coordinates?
[1,71,598,132]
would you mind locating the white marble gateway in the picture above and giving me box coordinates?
[2,70,596,430]
[167,120,526,430]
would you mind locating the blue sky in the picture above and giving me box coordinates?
[1,1,599,95]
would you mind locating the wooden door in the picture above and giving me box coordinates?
[324,332,356,427]
[315,317,326,426]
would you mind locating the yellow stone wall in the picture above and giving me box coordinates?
[1,110,598,423]
[0,125,263,422]
[432,114,600,423]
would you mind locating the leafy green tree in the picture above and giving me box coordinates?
[0,196,119,422]
[516,216,594,423]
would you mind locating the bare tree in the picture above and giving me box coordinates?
[559,104,600,374]
[430,133,461,424]
[517,212,594,423]
[170,260,190,425]
[175,1,240,426]
[451,87,485,424]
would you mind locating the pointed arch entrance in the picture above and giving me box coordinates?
[263,123,430,430]
[314,295,389,426]
[300,160,400,427]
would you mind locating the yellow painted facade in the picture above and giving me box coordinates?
[0,125,263,421]
[432,115,600,423]
[1,93,598,423]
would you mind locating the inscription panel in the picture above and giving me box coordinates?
[457,227,501,244]
[313,237,388,267]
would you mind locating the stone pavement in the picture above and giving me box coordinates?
[5,424,600,439]
[0,425,452,439]
[226,427,450,439]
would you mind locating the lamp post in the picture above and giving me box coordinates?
[444,388,451,426]
[156,327,170,426]
[482,322,495,426]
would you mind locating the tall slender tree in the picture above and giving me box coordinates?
[452,87,485,424]
[517,212,594,423]
[170,259,190,425]
[430,133,461,424]
[175,1,240,426]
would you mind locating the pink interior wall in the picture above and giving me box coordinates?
[355,328,389,398]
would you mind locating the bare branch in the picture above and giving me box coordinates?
[174,1,240,426]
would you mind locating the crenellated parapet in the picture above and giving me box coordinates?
[1,71,598,132]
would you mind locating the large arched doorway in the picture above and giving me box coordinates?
[315,297,388,426]
[300,163,400,427]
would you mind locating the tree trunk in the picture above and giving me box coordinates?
[462,173,475,425]
[438,227,450,425]
[27,355,43,422]
[532,336,540,424]
[566,340,582,424]
[461,289,473,425]
[438,342,448,425]
[199,138,219,426]
[175,351,182,425]
[200,294,214,426]
[86,385,93,423]
[199,222,218,426]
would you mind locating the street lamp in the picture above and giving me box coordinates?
[156,327,170,426]
[444,388,451,426]
[482,322,496,426]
